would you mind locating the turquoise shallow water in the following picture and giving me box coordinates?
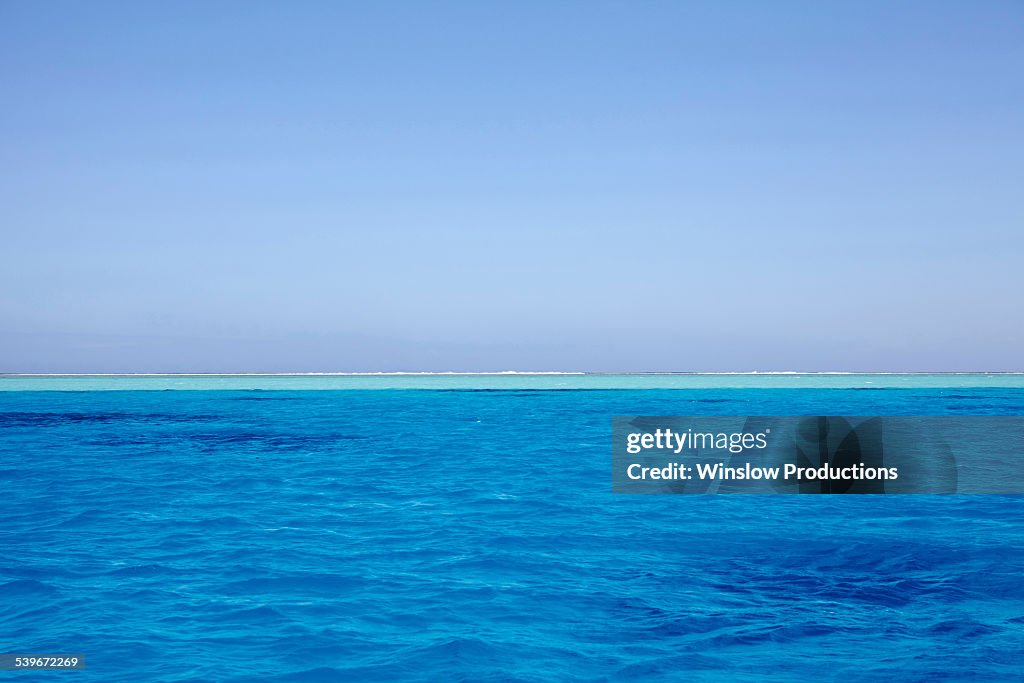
[1,379,1023,681]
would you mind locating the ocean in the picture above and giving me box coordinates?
[1,375,1023,681]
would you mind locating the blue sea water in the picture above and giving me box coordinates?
[1,378,1023,681]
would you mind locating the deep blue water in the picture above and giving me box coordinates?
[1,388,1023,682]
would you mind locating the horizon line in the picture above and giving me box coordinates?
[4,371,1024,377]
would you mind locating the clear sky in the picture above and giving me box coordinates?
[2,1,1021,372]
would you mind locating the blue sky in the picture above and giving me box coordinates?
[2,1,1021,372]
